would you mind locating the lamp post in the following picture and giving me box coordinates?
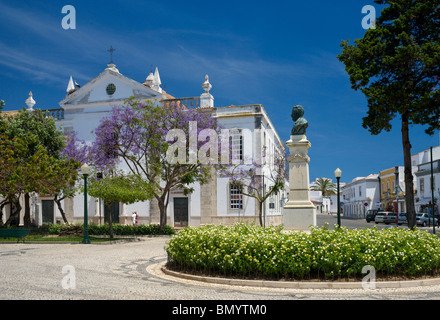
[394,184,402,227]
[81,163,91,244]
[263,174,266,228]
[430,147,436,234]
[335,168,342,228]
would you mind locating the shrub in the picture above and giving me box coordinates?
[30,223,175,236]
[165,223,440,280]
[30,223,65,235]
[87,223,175,236]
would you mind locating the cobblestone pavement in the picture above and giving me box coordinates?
[1,236,440,301]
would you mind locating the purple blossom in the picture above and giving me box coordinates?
[62,132,92,165]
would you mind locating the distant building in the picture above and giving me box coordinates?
[378,167,407,212]
[412,146,440,213]
[341,174,380,218]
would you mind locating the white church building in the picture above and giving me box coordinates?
[16,63,288,228]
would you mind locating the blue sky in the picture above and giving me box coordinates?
[0,0,439,184]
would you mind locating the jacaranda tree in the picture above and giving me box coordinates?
[223,148,287,227]
[66,97,224,229]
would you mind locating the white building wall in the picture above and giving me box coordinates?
[341,175,379,218]
[37,66,288,227]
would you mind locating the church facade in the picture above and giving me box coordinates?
[4,63,288,227]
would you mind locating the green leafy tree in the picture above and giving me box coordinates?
[337,0,440,228]
[33,154,80,224]
[0,135,28,226]
[87,171,154,238]
[0,132,79,227]
[3,108,66,227]
[0,100,5,130]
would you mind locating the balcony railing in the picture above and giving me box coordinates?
[45,108,64,120]
[418,160,440,172]
[162,97,200,109]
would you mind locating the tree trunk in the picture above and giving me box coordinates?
[24,193,31,228]
[54,195,69,224]
[258,201,263,227]
[402,114,416,229]
[106,203,114,239]
[158,195,168,230]
[0,199,8,227]
[5,195,21,227]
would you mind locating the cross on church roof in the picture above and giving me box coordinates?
[107,45,116,64]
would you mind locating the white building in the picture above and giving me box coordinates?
[3,63,288,227]
[413,146,440,212]
[341,174,380,218]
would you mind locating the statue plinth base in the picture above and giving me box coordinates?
[283,135,316,230]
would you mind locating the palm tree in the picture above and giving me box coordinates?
[310,178,337,197]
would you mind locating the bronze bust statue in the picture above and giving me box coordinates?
[291,105,308,135]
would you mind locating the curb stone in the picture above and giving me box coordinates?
[159,262,440,290]
[0,238,145,245]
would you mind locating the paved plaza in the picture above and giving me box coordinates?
[2,218,440,301]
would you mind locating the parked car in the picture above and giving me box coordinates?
[375,212,397,224]
[366,209,381,223]
[397,212,407,225]
[416,213,439,227]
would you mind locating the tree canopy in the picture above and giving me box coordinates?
[87,171,154,237]
[310,178,337,197]
[337,0,440,228]
[0,108,79,227]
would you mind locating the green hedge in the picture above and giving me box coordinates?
[30,224,62,235]
[30,223,175,236]
[88,223,175,236]
[165,223,440,280]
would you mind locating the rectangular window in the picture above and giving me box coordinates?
[229,129,243,162]
[420,178,425,193]
[230,184,243,210]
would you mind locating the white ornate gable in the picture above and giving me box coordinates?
[59,64,163,108]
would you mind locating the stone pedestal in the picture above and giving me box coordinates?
[283,135,316,230]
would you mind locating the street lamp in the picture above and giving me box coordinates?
[430,147,436,234]
[335,168,342,228]
[394,184,403,227]
[81,163,91,244]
